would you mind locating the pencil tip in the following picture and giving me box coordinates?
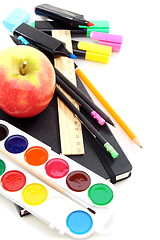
[132,137,142,148]
[107,120,116,127]
[111,122,116,127]
[74,62,78,68]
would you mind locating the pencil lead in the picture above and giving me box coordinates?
[74,62,78,68]
[107,119,115,127]
[133,137,142,148]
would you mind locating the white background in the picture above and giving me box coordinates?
[0,0,160,239]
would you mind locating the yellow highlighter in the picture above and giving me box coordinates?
[72,40,112,63]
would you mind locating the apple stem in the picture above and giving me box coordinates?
[20,61,27,75]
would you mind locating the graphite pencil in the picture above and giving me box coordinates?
[55,67,115,127]
[56,86,119,159]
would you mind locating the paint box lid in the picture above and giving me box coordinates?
[3,8,30,33]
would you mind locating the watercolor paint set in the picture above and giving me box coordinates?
[0,120,116,239]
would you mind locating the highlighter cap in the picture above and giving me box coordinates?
[98,40,121,52]
[79,20,110,37]
[90,31,123,52]
[3,8,30,33]
[77,41,112,56]
[85,52,110,64]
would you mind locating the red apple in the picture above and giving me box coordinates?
[0,45,56,118]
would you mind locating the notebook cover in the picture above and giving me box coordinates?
[0,75,132,216]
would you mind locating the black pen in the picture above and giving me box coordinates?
[35,4,94,27]
[13,23,76,59]
[34,20,109,37]
[33,20,78,30]
[56,86,119,159]
[34,20,87,37]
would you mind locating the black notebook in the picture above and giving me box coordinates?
[0,75,132,216]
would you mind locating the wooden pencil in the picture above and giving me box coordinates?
[75,65,142,148]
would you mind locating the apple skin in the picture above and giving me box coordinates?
[0,45,56,118]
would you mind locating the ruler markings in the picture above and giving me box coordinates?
[52,30,84,155]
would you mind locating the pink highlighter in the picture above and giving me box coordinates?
[90,31,123,52]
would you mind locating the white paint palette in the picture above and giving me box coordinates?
[0,120,116,239]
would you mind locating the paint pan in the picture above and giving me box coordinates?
[0,120,116,239]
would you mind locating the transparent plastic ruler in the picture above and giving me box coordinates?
[52,30,84,155]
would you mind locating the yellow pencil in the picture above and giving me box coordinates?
[75,65,142,148]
